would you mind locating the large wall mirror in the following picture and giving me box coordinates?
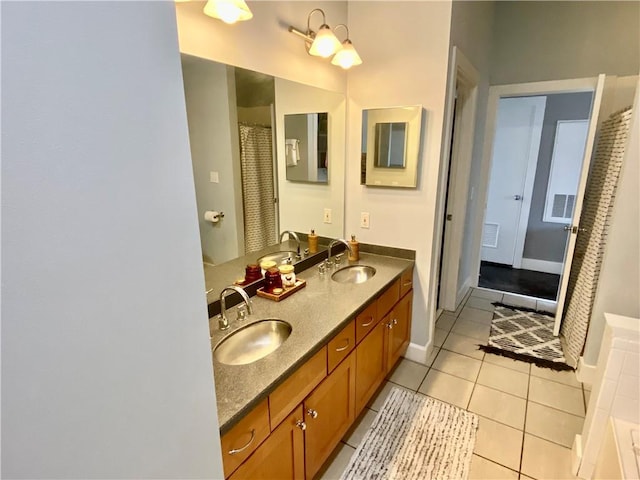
[361,105,423,187]
[284,112,329,183]
[180,54,345,299]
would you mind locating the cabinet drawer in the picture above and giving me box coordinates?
[221,398,270,478]
[377,278,400,320]
[268,346,327,430]
[327,320,355,373]
[400,266,414,298]
[355,301,378,344]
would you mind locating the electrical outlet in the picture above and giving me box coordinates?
[209,171,219,183]
[360,212,370,229]
[323,208,332,224]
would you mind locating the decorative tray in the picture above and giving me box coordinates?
[256,279,306,302]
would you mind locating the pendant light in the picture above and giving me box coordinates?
[331,24,363,69]
[203,0,253,24]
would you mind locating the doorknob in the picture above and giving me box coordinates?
[563,225,572,231]
[513,195,522,201]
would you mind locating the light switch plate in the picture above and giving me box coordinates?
[209,171,219,183]
[360,212,370,229]
[323,208,332,224]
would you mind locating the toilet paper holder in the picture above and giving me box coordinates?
[204,211,225,223]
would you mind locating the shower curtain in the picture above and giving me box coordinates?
[239,123,276,254]
[561,106,633,367]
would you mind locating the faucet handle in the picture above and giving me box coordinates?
[236,304,248,321]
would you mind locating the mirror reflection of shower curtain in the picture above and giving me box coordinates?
[239,123,276,254]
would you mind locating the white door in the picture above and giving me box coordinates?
[481,96,547,266]
[553,74,608,335]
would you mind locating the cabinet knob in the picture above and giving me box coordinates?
[386,322,393,330]
[307,408,318,419]
[295,420,307,431]
[392,318,398,325]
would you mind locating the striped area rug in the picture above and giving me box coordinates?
[341,388,478,480]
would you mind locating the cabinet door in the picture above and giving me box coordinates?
[355,319,387,416]
[304,351,356,479]
[228,406,305,480]
[387,290,413,373]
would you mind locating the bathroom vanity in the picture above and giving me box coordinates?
[209,252,414,479]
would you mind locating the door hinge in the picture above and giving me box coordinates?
[446,214,453,221]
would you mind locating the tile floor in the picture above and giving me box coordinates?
[317,288,589,480]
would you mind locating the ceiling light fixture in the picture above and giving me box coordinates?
[203,0,253,24]
[289,8,342,59]
[331,24,362,70]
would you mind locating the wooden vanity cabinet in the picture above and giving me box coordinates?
[303,351,356,479]
[355,319,387,415]
[386,290,413,373]
[228,406,305,480]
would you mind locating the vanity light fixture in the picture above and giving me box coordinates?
[203,0,253,24]
[289,8,342,58]
[331,24,362,69]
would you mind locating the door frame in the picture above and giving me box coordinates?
[471,76,605,332]
[436,46,479,313]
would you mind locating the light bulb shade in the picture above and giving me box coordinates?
[308,24,342,58]
[331,40,363,69]
[203,0,253,24]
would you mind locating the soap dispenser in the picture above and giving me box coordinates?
[349,234,360,262]
[308,229,318,254]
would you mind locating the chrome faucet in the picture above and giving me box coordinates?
[218,285,253,331]
[280,230,301,258]
[327,238,353,265]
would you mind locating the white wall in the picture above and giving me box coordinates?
[490,1,640,85]
[583,81,640,365]
[275,79,346,238]
[175,1,347,93]
[182,58,245,264]
[447,0,496,300]
[346,1,453,348]
[1,2,222,478]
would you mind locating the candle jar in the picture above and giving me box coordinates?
[244,264,262,284]
[264,267,283,293]
[278,264,296,287]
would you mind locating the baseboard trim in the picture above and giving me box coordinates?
[576,356,597,387]
[455,275,473,309]
[571,434,583,476]
[521,258,563,275]
[404,341,430,364]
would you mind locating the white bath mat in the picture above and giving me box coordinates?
[340,387,478,480]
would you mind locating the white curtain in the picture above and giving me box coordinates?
[561,107,633,367]
[239,123,276,254]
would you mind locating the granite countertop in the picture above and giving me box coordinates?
[210,251,414,434]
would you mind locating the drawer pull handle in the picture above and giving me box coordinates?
[296,420,307,431]
[403,281,412,287]
[335,339,350,352]
[228,429,255,455]
[361,316,374,327]
[307,408,318,419]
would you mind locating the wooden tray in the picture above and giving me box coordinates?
[256,279,306,302]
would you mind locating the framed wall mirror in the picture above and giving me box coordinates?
[361,105,423,187]
[284,112,329,183]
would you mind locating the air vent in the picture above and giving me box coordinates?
[482,223,499,248]
[552,194,575,219]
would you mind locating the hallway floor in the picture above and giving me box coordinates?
[479,261,560,301]
[317,288,587,480]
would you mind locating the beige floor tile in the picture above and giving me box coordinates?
[436,313,456,332]
[418,369,474,409]
[529,376,585,417]
[469,455,519,479]
[473,416,523,471]
[432,349,482,381]
[317,442,355,480]
[367,381,412,412]
[459,306,495,324]
[520,434,576,480]
[465,297,497,313]
[483,353,531,374]
[530,365,581,388]
[442,331,485,360]
[427,347,440,366]
[343,408,377,448]
[469,384,527,429]
[520,475,535,480]
[386,358,429,390]
[452,319,491,342]
[471,288,503,302]
[525,402,584,448]
[502,294,537,310]
[477,362,529,398]
[433,327,449,347]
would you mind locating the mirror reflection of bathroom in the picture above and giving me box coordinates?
[374,122,408,168]
[284,112,329,184]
